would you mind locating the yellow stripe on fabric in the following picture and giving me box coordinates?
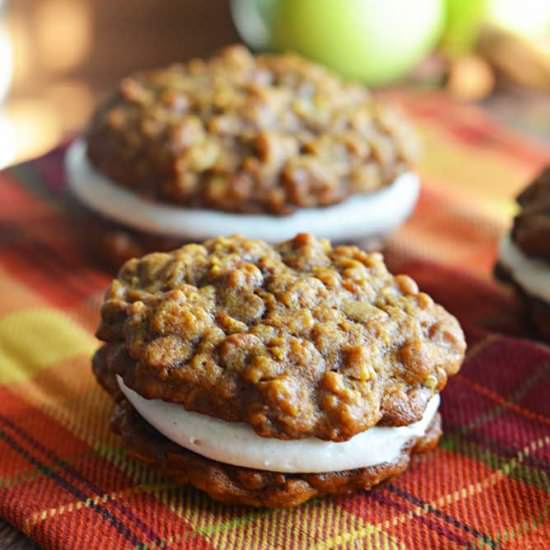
[316,435,550,549]
[23,483,176,532]
[313,524,407,550]
[164,492,357,550]
[494,501,550,546]
[435,435,550,509]
[195,513,258,536]
[0,308,96,385]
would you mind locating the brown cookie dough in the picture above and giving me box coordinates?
[512,166,550,260]
[111,398,442,508]
[496,166,550,342]
[94,234,465,441]
[494,262,550,342]
[73,200,184,272]
[87,45,417,216]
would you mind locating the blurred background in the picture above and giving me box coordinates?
[0,0,548,169]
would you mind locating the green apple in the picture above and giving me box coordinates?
[268,0,445,86]
[441,0,488,57]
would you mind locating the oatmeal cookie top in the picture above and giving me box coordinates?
[95,234,465,441]
[87,45,418,215]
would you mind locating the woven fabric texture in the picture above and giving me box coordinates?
[0,91,549,549]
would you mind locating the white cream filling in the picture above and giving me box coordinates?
[499,234,550,302]
[117,375,439,474]
[65,139,420,243]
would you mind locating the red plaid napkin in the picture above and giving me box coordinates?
[0,92,549,549]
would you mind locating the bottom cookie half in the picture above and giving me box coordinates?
[112,399,442,508]
[495,262,550,343]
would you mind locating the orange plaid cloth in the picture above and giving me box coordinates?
[0,91,549,549]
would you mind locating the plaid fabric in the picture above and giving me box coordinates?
[0,91,549,549]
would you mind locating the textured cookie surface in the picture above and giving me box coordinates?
[87,45,417,215]
[95,234,465,441]
[110,398,442,508]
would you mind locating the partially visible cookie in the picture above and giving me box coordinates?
[496,167,550,341]
[66,45,421,269]
[512,166,550,260]
[86,45,417,215]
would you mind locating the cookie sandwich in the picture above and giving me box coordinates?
[93,233,466,507]
[495,166,550,341]
[66,45,420,268]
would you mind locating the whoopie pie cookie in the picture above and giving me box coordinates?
[93,233,466,507]
[66,45,420,269]
[495,166,550,341]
